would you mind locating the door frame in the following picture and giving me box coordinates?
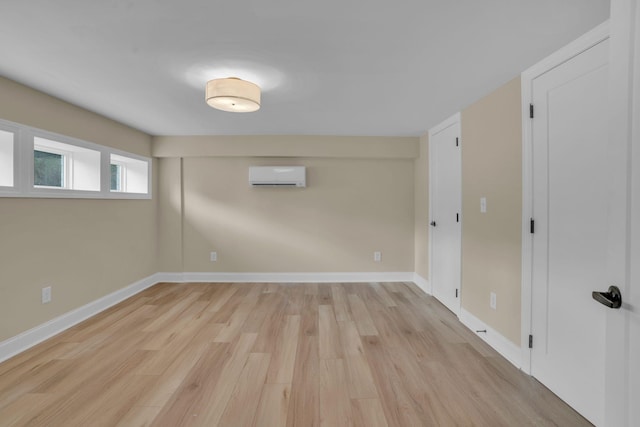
[428,112,462,316]
[520,21,610,375]
[604,0,639,424]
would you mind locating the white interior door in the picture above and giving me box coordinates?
[429,114,461,315]
[529,38,609,426]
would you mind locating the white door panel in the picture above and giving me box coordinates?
[530,39,609,426]
[429,115,461,314]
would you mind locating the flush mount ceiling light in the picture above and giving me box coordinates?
[205,77,261,112]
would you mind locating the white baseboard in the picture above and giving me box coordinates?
[412,273,431,295]
[459,308,522,369]
[0,273,160,364]
[156,271,415,284]
[154,272,185,282]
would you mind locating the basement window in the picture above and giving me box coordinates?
[0,118,152,199]
[33,137,100,191]
[110,154,149,194]
[0,129,14,187]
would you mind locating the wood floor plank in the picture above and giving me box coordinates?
[338,321,378,399]
[338,320,365,356]
[149,342,230,426]
[318,305,343,359]
[208,286,249,323]
[65,371,159,427]
[116,405,163,427]
[205,286,238,312]
[267,315,301,384]
[0,338,66,377]
[283,284,306,315]
[0,282,591,427]
[31,331,151,396]
[361,335,429,427]
[140,301,209,350]
[57,332,110,360]
[141,291,203,333]
[0,344,78,405]
[300,294,319,337]
[251,293,289,353]
[305,283,319,295]
[62,294,154,343]
[0,393,56,427]
[351,398,389,427]
[217,352,271,427]
[317,284,333,305]
[21,349,151,426]
[331,284,352,322]
[253,383,291,427]
[130,342,211,408]
[347,294,379,336]
[263,283,281,293]
[286,335,320,427]
[319,358,353,427]
[369,282,398,308]
[213,294,260,343]
[241,292,284,333]
[196,333,259,426]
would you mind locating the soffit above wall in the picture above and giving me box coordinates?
[152,135,419,159]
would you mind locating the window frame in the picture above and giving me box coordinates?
[109,153,150,195]
[0,122,20,193]
[0,118,152,199]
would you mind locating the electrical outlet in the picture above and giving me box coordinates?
[373,251,381,262]
[210,251,217,262]
[480,197,487,213]
[42,286,52,304]
[490,292,497,310]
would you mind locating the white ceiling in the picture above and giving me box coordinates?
[0,1,609,137]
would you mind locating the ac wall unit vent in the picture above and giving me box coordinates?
[249,166,306,187]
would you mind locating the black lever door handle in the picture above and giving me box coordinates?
[430,221,436,227]
[592,286,622,309]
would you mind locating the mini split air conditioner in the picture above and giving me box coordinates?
[249,166,306,187]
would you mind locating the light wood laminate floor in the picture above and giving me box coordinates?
[0,282,590,426]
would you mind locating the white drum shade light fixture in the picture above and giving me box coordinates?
[206,77,261,112]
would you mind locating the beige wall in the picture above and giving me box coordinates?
[0,77,157,342]
[414,134,429,279]
[157,157,183,272]
[461,77,522,345]
[155,136,417,273]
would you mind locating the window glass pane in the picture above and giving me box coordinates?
[34,150,63,187]
[0,129,14,187]
[110,164,121,191]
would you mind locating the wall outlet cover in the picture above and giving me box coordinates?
[373,251,382,262]
[210,252,218,262]
[42,286,52,304]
